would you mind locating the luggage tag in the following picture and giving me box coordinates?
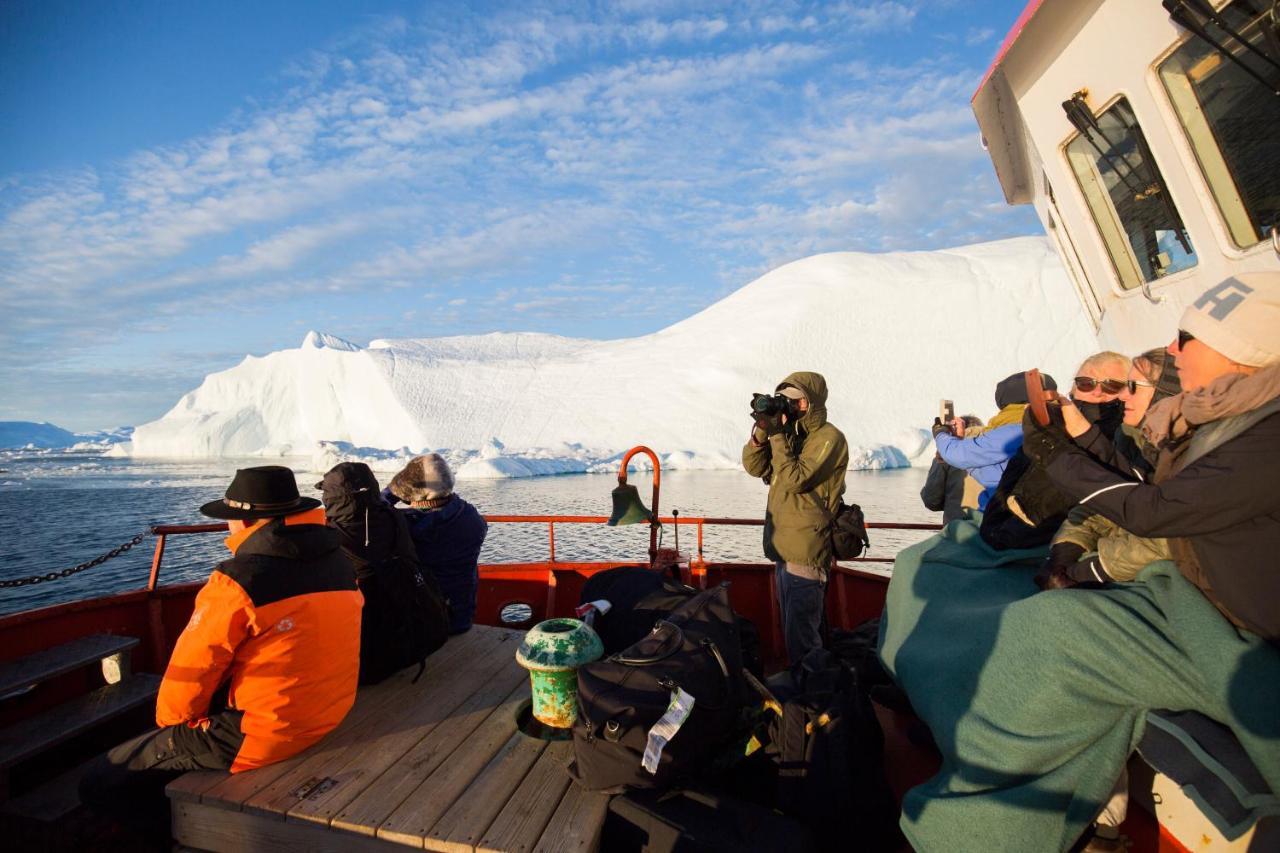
[575,599,612,627]
[641,687,695,774]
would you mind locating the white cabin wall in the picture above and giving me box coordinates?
[996,0,1279,356]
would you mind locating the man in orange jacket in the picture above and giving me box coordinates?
[79,466,363,840]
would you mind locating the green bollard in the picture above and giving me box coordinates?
[516,617,604,728]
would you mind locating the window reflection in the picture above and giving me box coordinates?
[1065,98,1198,289]
[1159,0,1280,248]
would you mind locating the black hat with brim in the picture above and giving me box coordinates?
[200,465,322,521]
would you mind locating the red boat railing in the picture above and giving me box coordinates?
[144,516,942,668]
[148,516,942,585]
[0,514,943,729]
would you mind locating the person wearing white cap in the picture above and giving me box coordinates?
[1024,271,1280,645]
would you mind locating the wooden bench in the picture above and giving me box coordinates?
[167,625,610,852]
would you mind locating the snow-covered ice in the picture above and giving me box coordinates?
[129,237,1100,475]
[0,422,133,451]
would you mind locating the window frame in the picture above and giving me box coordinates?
[1153,3,1278,252]
[1058,92,1200,293]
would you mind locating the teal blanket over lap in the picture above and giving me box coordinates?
[877,517,1280,853]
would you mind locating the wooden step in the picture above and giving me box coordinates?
[0,634,141,697]
[0,673,161,770]
[0,755,99,822]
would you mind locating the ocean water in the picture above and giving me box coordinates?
[0,448,940,616]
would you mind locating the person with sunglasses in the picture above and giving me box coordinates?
[1042,348,1181,589]
[1068,351,1131,438]
[1024,272,1280,646]
[975,352,1130,552]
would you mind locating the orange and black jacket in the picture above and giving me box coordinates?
[156,508,363,772]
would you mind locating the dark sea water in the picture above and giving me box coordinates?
[0,449,939,616]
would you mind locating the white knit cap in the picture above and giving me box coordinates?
[1179,272,1280,367]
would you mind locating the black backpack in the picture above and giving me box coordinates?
[764,649,902,852]
[571,585,749,793]
[358,549,450,685]
[579,566,762,678]
[978,450,1071,551]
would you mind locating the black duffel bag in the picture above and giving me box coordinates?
[571,584,748,793]
[579,567,763,677]
[580,566,697,655]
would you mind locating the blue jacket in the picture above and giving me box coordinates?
[387,492,488,634]
[934,424,1023,510]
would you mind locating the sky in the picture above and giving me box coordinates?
[0,0,1040,432]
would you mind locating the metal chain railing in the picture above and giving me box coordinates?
[0,532,148,588]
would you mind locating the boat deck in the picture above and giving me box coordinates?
[165,625,609,852]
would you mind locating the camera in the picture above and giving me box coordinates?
[751,392,798,418]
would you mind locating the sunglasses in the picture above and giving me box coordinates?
[1125,379,1155,395]
[1177,329,1196,350]
[1073,376,1126,394]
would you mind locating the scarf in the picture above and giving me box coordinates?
[1143,361,1280,448]
[987,403,1028,430]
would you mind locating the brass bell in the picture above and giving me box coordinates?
[608,482,654,527]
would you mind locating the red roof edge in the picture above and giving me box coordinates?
[972,0,1049,103]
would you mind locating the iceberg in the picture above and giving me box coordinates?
[129,237,1100,472]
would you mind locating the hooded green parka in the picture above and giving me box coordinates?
[742,371,850,568]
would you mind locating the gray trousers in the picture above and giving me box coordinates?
[774,560,827,666]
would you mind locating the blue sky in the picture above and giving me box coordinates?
[1,0,1038,431]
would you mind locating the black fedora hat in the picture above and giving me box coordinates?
[200,466,322,521]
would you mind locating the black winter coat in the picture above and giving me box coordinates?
[1045,408,1280,646]
[318,463,420,579]
[920,456,965,523]
[318,462,450,683]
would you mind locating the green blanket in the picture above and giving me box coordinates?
[877,517,1280,853]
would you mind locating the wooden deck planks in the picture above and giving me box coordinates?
[242,628,517,822]
[170,626,609,852]
[475,742,574,853]
[374,675,532,847]
[327,655,528,836]
[187,628,489,811]
[172,800,406,853]
[425,731,548,852]
[165,768,228,804]
[530,780,610,853]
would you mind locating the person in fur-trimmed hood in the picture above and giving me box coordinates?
[1026,272,1280,645]
[742,371,849,665]
[385,454,488,634]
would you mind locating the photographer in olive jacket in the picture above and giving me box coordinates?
[742,371,850,665]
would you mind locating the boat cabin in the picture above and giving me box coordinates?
[972,0,1280,352]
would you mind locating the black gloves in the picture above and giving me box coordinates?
[1021,407,1072,467]
[931,418,952,438]
[1036,542,1082,589]
[1064,555,1112,585]
[1035,542,1111,590]
[753,412,786,437]
[1048,541,1085,568]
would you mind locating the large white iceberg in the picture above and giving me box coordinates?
[129,237,1099,473]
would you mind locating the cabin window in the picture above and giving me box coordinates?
[1065,98,1198,290]
[1158,0,1280,248]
